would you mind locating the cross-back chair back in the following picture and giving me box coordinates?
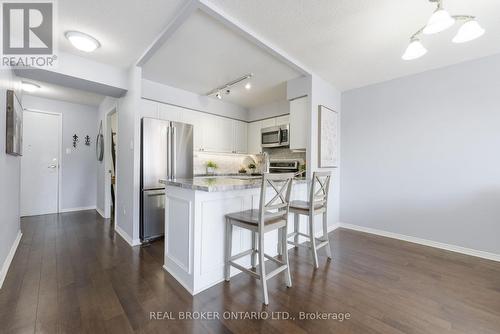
[258,173,295,229]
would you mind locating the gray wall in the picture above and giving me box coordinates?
[0,70,21,287]
[341,54,500,254]
[96,97,118,217]
[23,95,98,211]
[115,66,142,244]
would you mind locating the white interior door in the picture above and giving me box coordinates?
[21,110,60,216]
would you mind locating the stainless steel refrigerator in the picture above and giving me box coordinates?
[140,117,193,243]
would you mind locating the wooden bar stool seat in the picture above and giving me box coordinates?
[225,173,295,305]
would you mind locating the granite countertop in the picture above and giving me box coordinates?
[160,176,307,192]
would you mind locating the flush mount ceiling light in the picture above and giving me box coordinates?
[206,74,253,100]
[21,81,41,93]
[402,0,485,60]
[65,31,101,52]
[245,82,252,90]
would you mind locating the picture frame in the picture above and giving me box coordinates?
[318,105,338,168]
[5,90,23,156]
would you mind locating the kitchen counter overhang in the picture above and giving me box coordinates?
[160,176,306,192]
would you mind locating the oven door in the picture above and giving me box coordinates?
[261,126,282,148]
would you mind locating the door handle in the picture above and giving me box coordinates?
[48,164,57,169]
[166,126,171,180]
[172,126,176,179]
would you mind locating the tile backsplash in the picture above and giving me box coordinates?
[194,149,307,176]
[194,152,262,175]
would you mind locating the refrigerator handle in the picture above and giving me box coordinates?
[166,126,171,180]
[172,126,177,179]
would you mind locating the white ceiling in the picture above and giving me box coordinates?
[57,0,186,68]
[56,0,500,93]
[18,79,105,107]
[142,10,302,109]
[206,0,500,91]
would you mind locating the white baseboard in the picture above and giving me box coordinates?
[163,265,194,295]
[0,230,22,289]
[59,206,96,213]
[114,224,141,247]
[338,222,500,262]
[328,224,339,233]
[96,207,105,218]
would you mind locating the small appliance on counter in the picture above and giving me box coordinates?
[269,159,300,174]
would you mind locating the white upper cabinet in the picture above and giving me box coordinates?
[147,101,249,154]
[158,103,183,122]
[275,114,290,126]
[289,96,308,150]
[183,109,204,151]
[141,99,158,118]
[233,120,248,154]
[247,121,262,154]
[261,118,276,128]
[202,115,233,153]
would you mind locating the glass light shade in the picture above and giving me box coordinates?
[402,40,428,60]
[423,9,456,34]
[452,20,485,43]
[65,31,100,52]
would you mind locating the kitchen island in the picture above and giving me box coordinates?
[160,176,308,295]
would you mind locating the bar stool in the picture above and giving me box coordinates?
[224,173,295,305]
[286,171,332,268]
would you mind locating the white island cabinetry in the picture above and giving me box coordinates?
[163,179,308,295]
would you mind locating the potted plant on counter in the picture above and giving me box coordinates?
[248,163,256,175]
[206,161,218,175]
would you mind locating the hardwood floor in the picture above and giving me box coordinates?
[1,210,499,333]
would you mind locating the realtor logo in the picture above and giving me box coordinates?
[1,1,57,68]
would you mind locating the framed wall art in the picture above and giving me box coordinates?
[318,105,338,168]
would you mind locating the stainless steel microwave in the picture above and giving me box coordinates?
[261,124,289,148]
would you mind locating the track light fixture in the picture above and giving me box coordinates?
[206,74,253,99]
[402,0,485,60]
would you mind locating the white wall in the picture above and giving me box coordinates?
[247,99,289,122]
[341,54,500,255]
[114,66,142,246]
[309,75,342,228]
[142,79,248,121]
[96,97,118,217]
[0,69,22,288]
[23,95,98,211]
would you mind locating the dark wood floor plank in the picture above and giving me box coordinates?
[1,211,499,334]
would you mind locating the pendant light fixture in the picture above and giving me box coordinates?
[402,39,428,61]
[452,19,485,43]
[402,0,485,60]
[423,4,455,35]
